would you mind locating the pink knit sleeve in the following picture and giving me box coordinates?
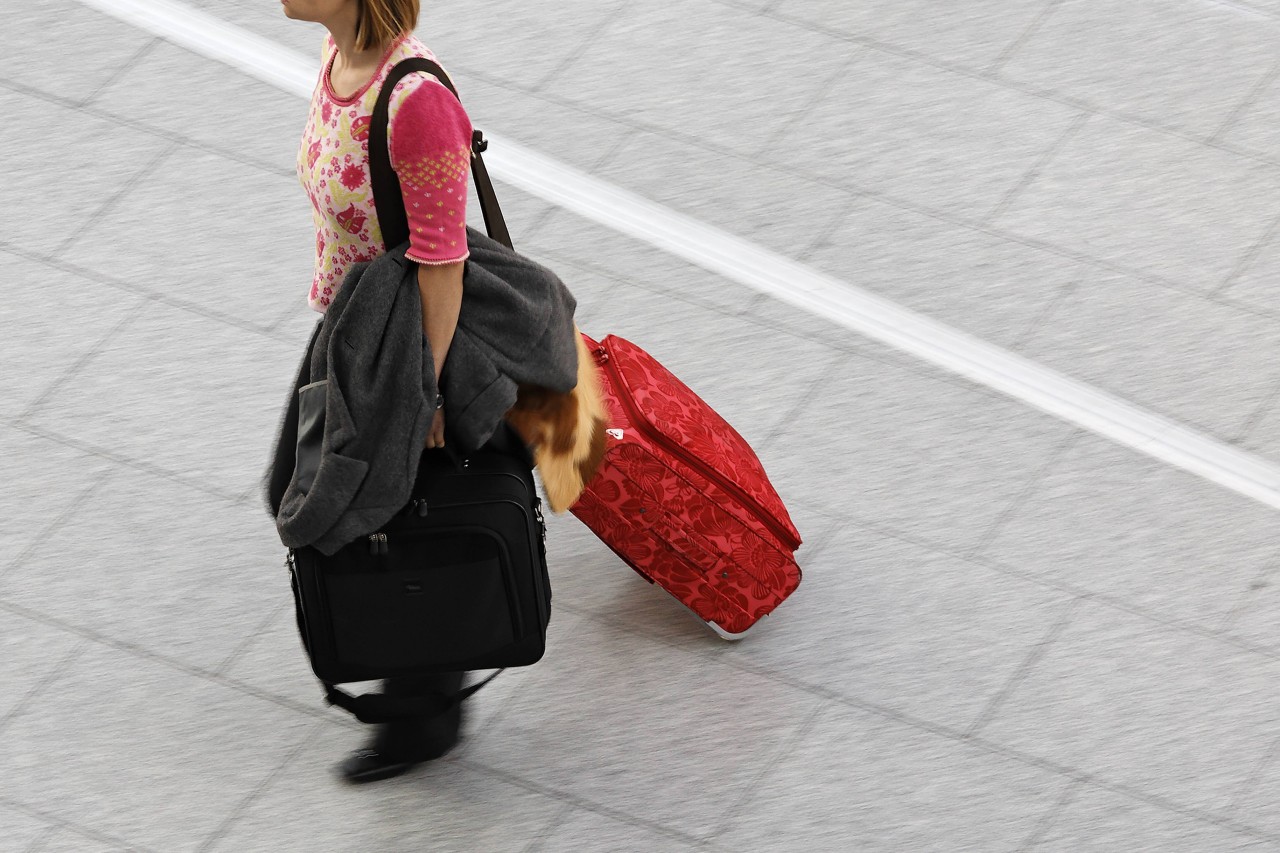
[389,77,473,266]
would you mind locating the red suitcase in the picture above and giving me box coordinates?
[570,334,802,638]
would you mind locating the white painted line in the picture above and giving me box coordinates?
[76,0,1280,511]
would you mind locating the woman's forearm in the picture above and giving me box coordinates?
[416,261,464,383]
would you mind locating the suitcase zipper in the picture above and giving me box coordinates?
[596,342,801,551]
[367,532,388,555]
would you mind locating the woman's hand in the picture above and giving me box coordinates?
[425,407,446,448]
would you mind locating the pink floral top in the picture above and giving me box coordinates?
[298,34,472,312]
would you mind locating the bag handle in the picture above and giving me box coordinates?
[369,58,514,252]
[323,669,505,724]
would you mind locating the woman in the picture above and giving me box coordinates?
[282,0,471,783]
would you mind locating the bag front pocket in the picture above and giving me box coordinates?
[322,529,518,670]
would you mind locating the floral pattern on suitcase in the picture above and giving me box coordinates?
[571,334,802,635]
[605,335,801,551]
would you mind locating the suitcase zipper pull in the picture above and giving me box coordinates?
[379,532,389,555]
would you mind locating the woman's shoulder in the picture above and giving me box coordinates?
[389,34,440,67]
[384,36,462,109]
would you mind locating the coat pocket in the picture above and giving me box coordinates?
[277,449,370,551]
[295,379,328,495]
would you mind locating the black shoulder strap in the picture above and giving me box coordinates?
[370,58,514,252]
[323,669,504,724]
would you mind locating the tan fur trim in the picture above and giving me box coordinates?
[505,328,608,512]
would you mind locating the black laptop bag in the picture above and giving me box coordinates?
[288,425,550,718]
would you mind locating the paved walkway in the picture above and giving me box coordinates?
[5,0,1280,849]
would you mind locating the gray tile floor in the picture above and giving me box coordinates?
[4,0,1280,850]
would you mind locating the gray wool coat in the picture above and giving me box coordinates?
[266,228,579,555]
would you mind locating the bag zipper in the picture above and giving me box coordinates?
[595,342,800,551]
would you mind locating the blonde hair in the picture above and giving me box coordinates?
[354,0,420,52]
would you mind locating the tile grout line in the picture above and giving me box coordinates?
[0,469,117,581]
[1009,281,1077,352]
[781,505,849,567]
[1207,0,1280,16]
[1225,731,1280,820]
[10,420,248,506]
[449,613,594,756]
[0,640,90,738]
[1035,763,1280,846]
[519,802,578,853]
[1215,551,1280,636]
[0,597,340,726]
[53,140,180,257]
[751,49,864,160]
[450,754,711,850]
[755,350,849,453]
[965,429,1082,560]
[0,237,292,342]
[12,301,146,425]
[212,600,291,678]
[1212,209,1280,299]
[1232,373,1280,446]
[933,533,1280,666]
[793,195,851,264]
[984,0,1065,76]
[969,716,1280,846]
[22,824,62,853]
[982,111,1090,228]
[1015,776,1085,853]
[0,74,295,182]
[194,717,329,853]
[1208,59,1280,146]
[0,793,164,853]
[700,695,834,845]
[964,596,1084,738]
[528,0,630,95]
[586,130,646,174]
[77,36,162,108]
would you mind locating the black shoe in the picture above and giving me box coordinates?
[339,673,465,783]
[339,748,420,784]
[339,716,461,784]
